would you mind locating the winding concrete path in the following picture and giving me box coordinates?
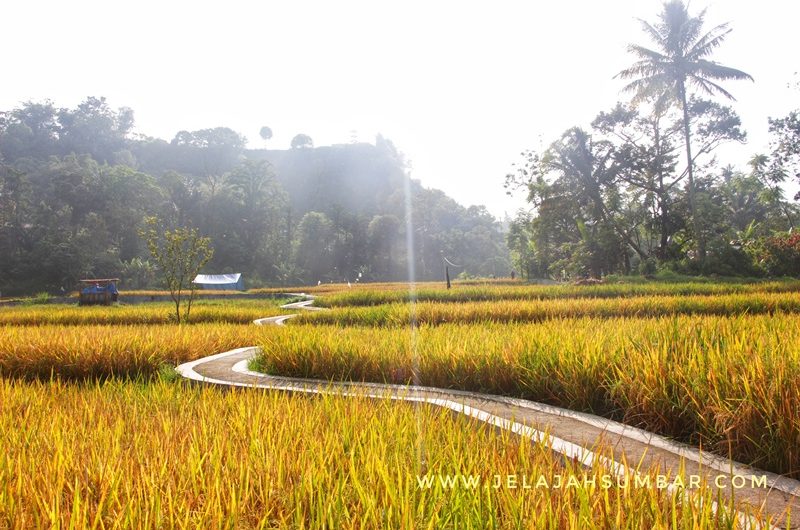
[176,295,800,529]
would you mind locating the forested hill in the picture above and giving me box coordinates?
[0,98,510,295]
[250,141,403,216]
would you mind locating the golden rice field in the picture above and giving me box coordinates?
[257,315,800,478]
[296,291,800,326]
[0,379,756,529]
[313,280,800,307]
[0,323,268,379]
[248,278,523,295]
[2,279,799,527]
[1,290,284,304]
[107,289,247,297]
[0,299,292,326]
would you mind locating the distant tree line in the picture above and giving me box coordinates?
[0,98,509,295]
[506,1,800,280]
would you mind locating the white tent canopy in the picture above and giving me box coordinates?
[193,274,241,285]
[193,273,244,290]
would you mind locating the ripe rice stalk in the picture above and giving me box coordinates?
[0,301,289,327]
[0,324,270,380]
[298,292,800,326]
[0,379,758,528]
[313,280,800,307]
[256,315,800,477]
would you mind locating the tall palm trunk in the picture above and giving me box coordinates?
[679,81,705,263]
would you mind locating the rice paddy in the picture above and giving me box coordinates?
[295,291,800,326]
[0,379,758,529]
[0,299,292,326]
[254,314,800,477]
[0,323,268,380]
[312,280,800,308]
[1,279,798,527]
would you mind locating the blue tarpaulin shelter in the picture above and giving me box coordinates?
[79,278,119,305]
[193,273,244,291]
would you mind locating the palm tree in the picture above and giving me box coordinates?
[615,1,753,262]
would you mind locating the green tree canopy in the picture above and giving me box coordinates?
[291,134,313,149]
[616,0,753,263]
[139,217,214,322]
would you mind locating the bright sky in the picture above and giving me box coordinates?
[2,0,798,218]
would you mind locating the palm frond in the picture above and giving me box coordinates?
[626,44,668,63]
[621,74,675,106]
[682,7,708,50]
[690,76,737,100]
[619,78,647,94]
[686,25,732,61]
[661,1,695,56]
[636,18,667,51]
[615,60,668,81]
[694,60,754,82]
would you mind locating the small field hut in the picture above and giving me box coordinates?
[193,273,244,291]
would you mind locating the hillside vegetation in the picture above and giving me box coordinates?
[0,100,509,295]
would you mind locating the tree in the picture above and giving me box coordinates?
[748,232,800,278]
[139,217,214,322]
[768,111,800,200]
[748,154,796,229]
[368,214,400,277]
[259,126,273,147]
[590,99,746,263]
[0,98,512,290]
[120,257,157,289]
[291,133,313,149]
[616,0,753,263]
[0,101,61,161]
[170,127,245,193]
[57,96,135,164]
[292,211,333,282]
[227,160,288,275]
[0,98,134,164]
[506,213,537,279]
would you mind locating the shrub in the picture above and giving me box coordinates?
[750,232,800,277]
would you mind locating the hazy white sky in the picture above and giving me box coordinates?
[2,0,798,217]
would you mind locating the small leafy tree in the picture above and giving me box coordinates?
[259,126,273,147]
[139,217,214,322]
[291,133,313,149]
